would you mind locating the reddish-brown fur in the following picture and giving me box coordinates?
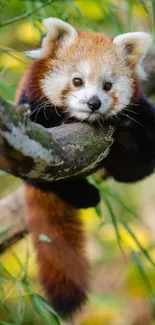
[24,184,89,317]
[15,58,50,102]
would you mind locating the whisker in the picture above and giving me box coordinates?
[114,113,120,121]
[28,107,40,118]
[69,93,86,104]
[124,108,139,115]
[130,102,140,107]
[53,104,63,117]
[97,117,105,132]
[120,112,145,128]
[34,107,42,123]
[43,103,50,120]
[69,93,78,99]
[30,104,46,121]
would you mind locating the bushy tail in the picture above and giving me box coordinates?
[25,184,89,318]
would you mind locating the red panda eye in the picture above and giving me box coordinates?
[72,78,83,87]
[103,82,112,91]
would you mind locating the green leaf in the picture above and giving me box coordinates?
[0,171,7,176]
[23,281,61,325]
[122,221,155,268]
[0,263,16,281]
[0,81,16,101]
[106,2,125,12]
[35,294,61,325]
[3,304,20,325]
[38,234,52,243]
[66,0,82,15]
[0,226,10,236]
[152,0,155,40]
[16,280,25,323]
[139,0,149,13]
[132,250,155,304]
[100,185,137,218]
[100,4,124,34]
[0,322,14,325]
[101,195,124,255]
[90,293,127,308]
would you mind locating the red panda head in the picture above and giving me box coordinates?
[26,18,152,122]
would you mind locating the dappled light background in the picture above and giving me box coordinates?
[0,1,155,324]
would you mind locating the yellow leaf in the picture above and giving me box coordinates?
[0,235,38,279]
[15,21,41,44]
[98,223,152,251]
[0,52,28,69]
[79,208,100,232]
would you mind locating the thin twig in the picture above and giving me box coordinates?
[0,0,53,28]
[0,46,29,64]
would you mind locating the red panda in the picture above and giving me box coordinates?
[16,18,153,319]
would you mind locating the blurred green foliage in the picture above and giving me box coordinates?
[1,1,155,324]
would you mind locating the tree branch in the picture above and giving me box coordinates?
[0,0,53,28]
[0,95,114,181]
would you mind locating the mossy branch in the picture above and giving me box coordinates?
[0,95,114,181]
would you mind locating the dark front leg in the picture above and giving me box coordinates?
[102,95,155,182]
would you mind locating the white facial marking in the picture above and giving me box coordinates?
[41,61,132,121]
[42,68,69,106]
[102,67,113,81]
[112,76,133,111]
[77,61,91,78]
[41,59,133,122]
[66,62,133,121]
[67,83,113,119]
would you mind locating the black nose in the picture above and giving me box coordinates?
[87,96,101,111]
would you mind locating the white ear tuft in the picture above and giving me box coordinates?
[42,17,77,41]
[113,32,152,60]
[24,18,78,60]
[41,17,77,57]
[113,32,152,79]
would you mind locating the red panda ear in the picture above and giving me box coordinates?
[25,18,77,59]
[113,32,152,78]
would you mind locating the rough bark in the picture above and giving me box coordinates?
[0,95,114,181]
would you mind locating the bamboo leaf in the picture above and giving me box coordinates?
[16,281,25,323]
[122,222,155,268]
[132,250,155,304]
[101,195,124,255]
[3,304,20,325]
[23,281,61,325]
[0,226,10,236]
[35,294,61,325]
[38,234,52,243]
[100,185,137,218]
